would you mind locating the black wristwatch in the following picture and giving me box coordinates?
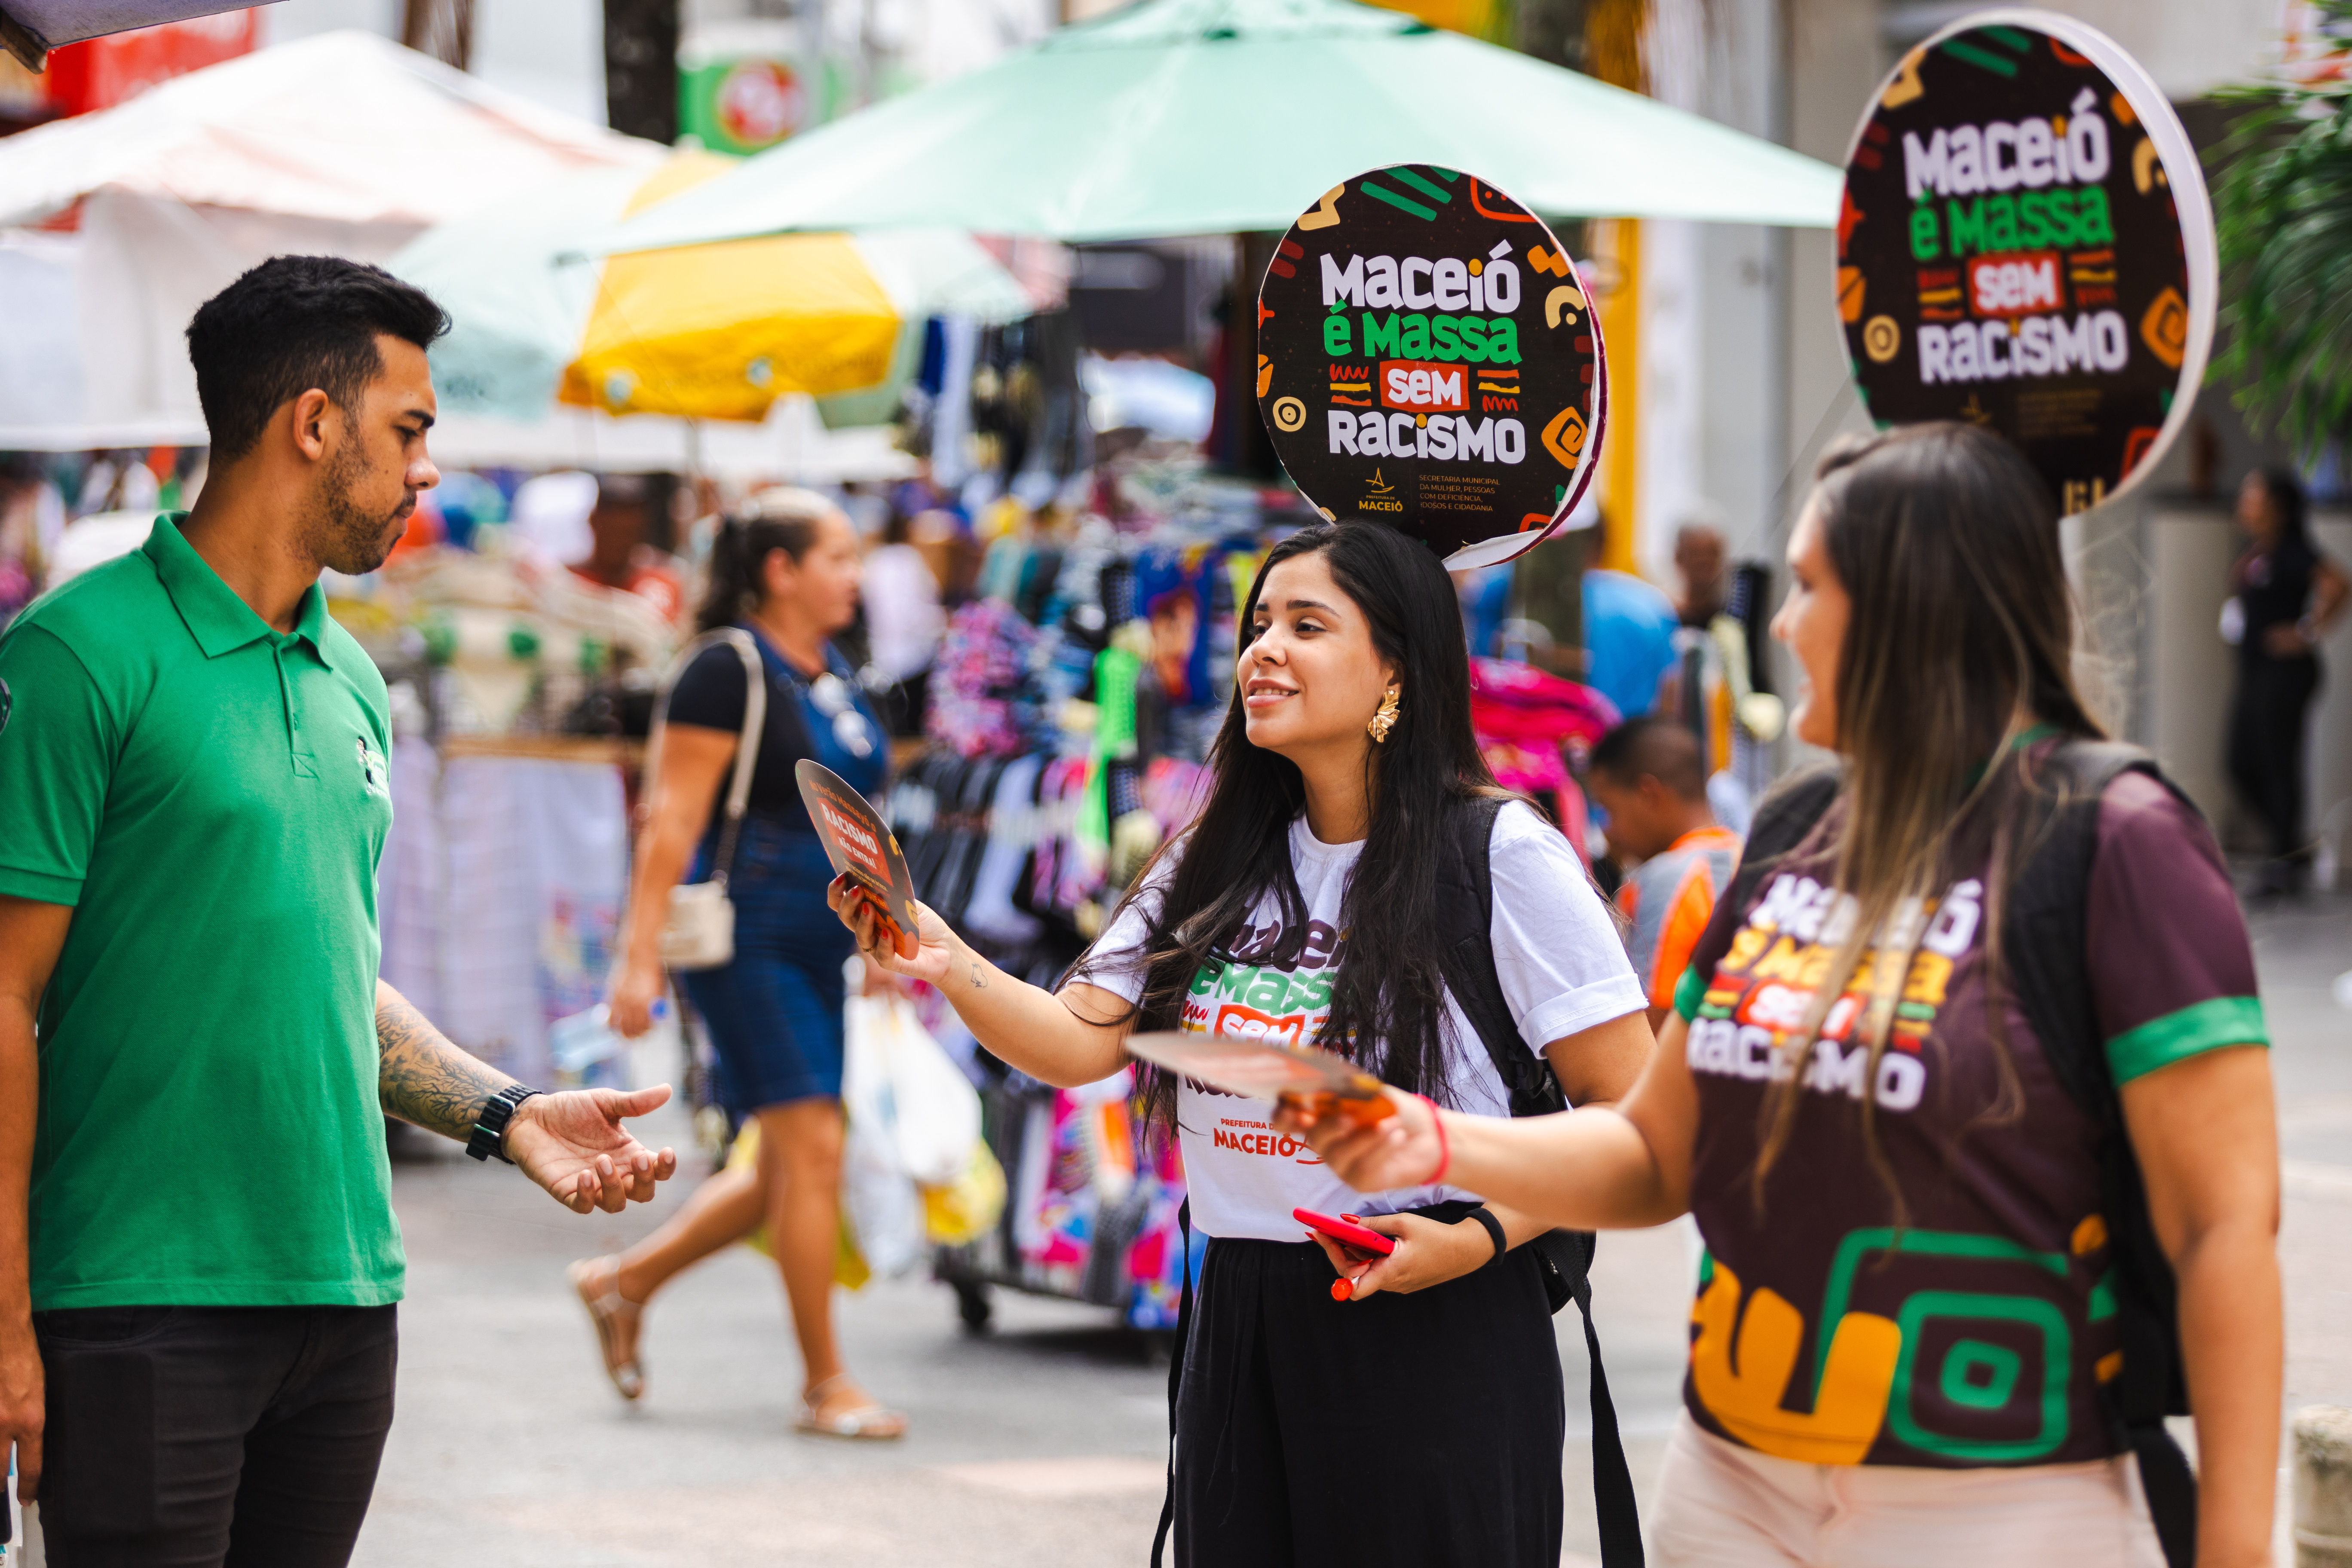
[466,1084,542,1164]
[1465,1206,1508,1267]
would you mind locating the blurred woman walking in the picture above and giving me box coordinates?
[577,487,906,1439]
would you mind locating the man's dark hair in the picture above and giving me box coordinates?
[1589,713,1708,801]
[186,256,449,462]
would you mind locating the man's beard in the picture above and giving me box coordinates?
[303,438,411,576]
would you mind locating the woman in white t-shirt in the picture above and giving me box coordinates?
[834,519,1651,1567]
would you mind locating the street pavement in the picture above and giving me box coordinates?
[23,897,2341,1565]
[355,891,2349,1565]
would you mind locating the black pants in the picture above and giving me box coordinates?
[1174,1233,1564,1568]
[35,1305,398,1568]
[2227,654,2322,867]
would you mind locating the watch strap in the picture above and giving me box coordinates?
[466,1084,541,1164]
[1466,1205,1507,1267]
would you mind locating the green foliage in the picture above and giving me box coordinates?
[2211,0,2352,458]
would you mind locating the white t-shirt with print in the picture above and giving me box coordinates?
[1083,801,1645,1242]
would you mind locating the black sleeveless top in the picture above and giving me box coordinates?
[2238,538,2318,664]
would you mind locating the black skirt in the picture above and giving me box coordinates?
[1173,1209,1565,1568]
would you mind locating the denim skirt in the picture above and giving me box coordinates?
[679,815,858,1110]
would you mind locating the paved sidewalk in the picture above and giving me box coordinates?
[346,1113,1692,1566]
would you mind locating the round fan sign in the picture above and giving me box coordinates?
[1837,9,2215,515]
[1255,165,1607,567]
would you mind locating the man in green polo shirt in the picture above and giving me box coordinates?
[0,257,679,1562]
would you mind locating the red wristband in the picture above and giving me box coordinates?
[1419,1094,1449,1186]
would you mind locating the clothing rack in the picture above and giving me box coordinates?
[898,500,1290,1333]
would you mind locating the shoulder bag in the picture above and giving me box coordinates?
[646,629,767,971]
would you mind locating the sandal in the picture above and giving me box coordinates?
[794,1372,907,1440]
[567,1256,645,1401]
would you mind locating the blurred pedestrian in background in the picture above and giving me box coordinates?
[1296,424,2281,1568]
[2222,466,2346,894]
[1672,518,1728,629]
[1585,715,1742,1031]
[570,472,686,626]
[1582,512,1680,720]
[857,502,945,736]
[591,488,906,1439]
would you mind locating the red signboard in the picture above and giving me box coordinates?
[1965,251,2063,319]
[41,10,257,117]
[1377,359,1470,412]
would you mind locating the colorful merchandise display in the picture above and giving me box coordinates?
[890,479,1302,1331]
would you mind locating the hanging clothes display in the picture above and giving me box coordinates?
[1468,655,1619,862]
[889,482,1296,1333]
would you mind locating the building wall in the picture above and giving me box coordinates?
[258,0,606,125]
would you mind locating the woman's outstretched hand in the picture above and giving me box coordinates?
[829,875,954,987]
[1274,1088,1449,1194]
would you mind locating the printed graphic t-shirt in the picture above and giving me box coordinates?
[1617,824,1743,1010]
[1087,801,1645,1241]
[1670,767,2267,1469]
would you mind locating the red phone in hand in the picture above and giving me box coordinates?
[1294,1207,1395,1256]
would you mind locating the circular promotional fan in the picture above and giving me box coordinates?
[1255,165,1608,567]
[1836,9,2215,514]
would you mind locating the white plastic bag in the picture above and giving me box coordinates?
[871,997,985,1186]
[841,1000,926,1278]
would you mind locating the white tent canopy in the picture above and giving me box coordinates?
[0,32,661,448]
[0,31,656,230]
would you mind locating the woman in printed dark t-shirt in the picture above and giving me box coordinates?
[573,489,906,1439]
[1295,425,2282,1568]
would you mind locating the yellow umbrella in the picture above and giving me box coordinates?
[394,150,1033,423]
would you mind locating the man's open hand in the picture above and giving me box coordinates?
[504,1086,680,1214]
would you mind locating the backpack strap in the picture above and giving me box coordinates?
[1437,794,1566,1118]
[1712,760,1844,943]
[1433,792,1643,1568]
[1151,1199,1191,1568]
[2000,738,2199,1568]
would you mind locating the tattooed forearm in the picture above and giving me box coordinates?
[376,981,518,1141]
[968,958,988,990]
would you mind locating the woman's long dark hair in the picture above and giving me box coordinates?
[1069,520,1502,1127]
[2257,465,2312,552]
[693,487,835,633]
[1753,422,2105,1214]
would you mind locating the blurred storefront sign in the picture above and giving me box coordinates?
[1,8,255,116]
[0,2,254,73]
[677,21,841,156]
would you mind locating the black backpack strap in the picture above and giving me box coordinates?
[1433,793,1642,1568]
[1715,760,1844,932]
[1434,794,1566,1118]
[1151,1199,1192,1568]
[2000,739,2201,1568]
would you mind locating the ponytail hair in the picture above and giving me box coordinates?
[693,486,841,633]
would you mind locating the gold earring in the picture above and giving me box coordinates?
[1367,686,1400,743]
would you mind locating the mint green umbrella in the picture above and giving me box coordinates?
[609,0,1841,254]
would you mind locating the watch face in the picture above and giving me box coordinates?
[1255,164,1605,566]
[1836,11,2214,515]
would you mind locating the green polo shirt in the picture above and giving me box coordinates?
[0,517,403,1309]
